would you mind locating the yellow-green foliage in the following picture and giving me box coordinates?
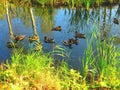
[0,49,86,90]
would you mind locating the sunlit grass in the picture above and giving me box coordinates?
[0,48,86,90]
[82,27,120,89]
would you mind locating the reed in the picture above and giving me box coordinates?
[81,26,120,89]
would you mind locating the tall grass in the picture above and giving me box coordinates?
[81,27,120,89]
[0,48,86,89]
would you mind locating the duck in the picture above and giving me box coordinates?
[113,18,119,24]
[29,35,38,42]
[69,38,78,45]
[75,31,85,38]
[7,42,17,48]
[14,35,25,42]
[62,39,72,48]
[52,26,62,31]
[44,36,54,43]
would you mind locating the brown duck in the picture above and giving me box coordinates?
[14,35,25,41]
[75,31,85,38]
[113,18,119,24]
[29,35,38,42]
[69,38,78,45]
[62,39,72,48]
[44,36,54,43]
[52,26,62,31]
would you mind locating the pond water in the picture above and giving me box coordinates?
[0,5,120,69]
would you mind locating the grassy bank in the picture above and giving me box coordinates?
[0,30,120,90]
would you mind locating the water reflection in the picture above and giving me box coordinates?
[0,4,120,69]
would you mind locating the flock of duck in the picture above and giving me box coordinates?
[44,26,85,48]
[7,17,119,49]
[7,26,86,49]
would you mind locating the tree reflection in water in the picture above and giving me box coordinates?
[0,4,120,67]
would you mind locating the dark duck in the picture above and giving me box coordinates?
[113,18,119,24]
[14,35,25,42]
[69,38,78,45]
[44,36,54,43]
[62,39,72,48]
[52,26,62,31]
[75,31,85,39]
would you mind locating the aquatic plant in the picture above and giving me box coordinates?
[81,25,120,89]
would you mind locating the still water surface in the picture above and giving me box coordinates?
[0,5,120,69]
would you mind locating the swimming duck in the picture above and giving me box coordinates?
[62,39,72,48]
[44,36,54,43]
[7,42,17,48]
[52,26,62,31]
[69,38,78,45]
[113,18,119,24]
[14,35,25,41]
[75,31,85,38]
[29,35,39,42]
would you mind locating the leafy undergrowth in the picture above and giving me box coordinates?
[0,37,120,90]
[0,50,86,90]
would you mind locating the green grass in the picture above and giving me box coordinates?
[82,28,120,89]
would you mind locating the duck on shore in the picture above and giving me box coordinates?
[75,31,85,39]
[52,26,62,31]
[44,36,55,43]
